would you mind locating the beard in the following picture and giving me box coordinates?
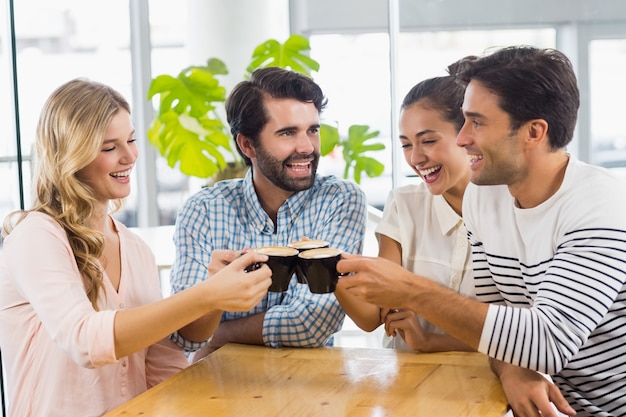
[254,144,319,192]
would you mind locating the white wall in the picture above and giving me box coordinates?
[187,0,290,91]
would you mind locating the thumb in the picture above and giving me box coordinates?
[230,251,268,270]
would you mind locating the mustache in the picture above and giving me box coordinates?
[285,152,319,163]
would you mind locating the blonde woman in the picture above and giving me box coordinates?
[336,68,474,352]
[0,79,272,417]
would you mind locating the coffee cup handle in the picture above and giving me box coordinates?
[245,262,264,272]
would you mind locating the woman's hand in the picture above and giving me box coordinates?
[207,249,250,276]
[383,308,428,350]
[204,251,271,312]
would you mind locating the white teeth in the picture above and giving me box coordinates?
[111,169,131,177]
[290,162,309,166]
[419,165,440,176]
[470,155,484,163]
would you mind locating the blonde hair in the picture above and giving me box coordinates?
[3,78,130,309]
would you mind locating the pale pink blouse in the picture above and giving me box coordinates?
[0,212,188,417]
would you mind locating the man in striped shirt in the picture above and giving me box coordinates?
[169,67,367,362]
[338,46,626,417]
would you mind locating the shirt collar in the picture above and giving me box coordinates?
[242,170,318,233]
[432,193,463,235]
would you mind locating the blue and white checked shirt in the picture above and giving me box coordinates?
[169,170,367,350]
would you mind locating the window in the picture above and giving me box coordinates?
[589,39,626,176]
[0,0,133,234]
[2,0,625,233]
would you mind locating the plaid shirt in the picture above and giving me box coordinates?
[169,170,367,350]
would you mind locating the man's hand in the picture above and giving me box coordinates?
[493,360,576,417]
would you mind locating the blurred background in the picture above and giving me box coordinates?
[1,0,625,235]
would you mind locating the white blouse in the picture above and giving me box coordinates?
[375,182,474,350]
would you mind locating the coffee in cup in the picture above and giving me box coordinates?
[297,247,342,294]
[288,239,330,284]
[250,246,299,292]
[288,239,330,251]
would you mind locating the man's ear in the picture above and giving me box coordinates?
[526,119,549,149]
[236,134,255,160]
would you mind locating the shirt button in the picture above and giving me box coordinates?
[122,361,128,367]
[119,303,124,309]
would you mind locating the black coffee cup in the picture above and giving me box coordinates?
[250,246,299,292]
[288,239,330,284]
[297,247,342,294]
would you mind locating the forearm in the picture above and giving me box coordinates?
[334,287,381,332]
[420,333,474,353]
[210,313,266,347]
[395,269,489,350]
[114,251,271,358]
[407,277,487,350]
[114,284,213,358]
[178,310,223,343]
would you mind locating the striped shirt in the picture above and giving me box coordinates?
[464,156,626,417]
[169,170,367,350]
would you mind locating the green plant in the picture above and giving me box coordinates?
[147,34,385,183]
[320,124,385,184]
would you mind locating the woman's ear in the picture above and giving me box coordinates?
[236,134,256,160]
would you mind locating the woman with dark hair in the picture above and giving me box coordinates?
[336,67,474,352]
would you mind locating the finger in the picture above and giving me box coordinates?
[379,307,392,321]
[232,251,269,268]
[384,321,395,337]
[533,402,557,417]
[385,310,409,323]
[339,252,359,260]
[337,254,377,274]
[335,271,359,289]
[336,258,353,275]
[247,263,273,283]
[548,385,576,416]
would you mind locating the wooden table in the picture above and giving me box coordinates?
[104,344,508,417]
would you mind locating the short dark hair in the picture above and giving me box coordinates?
[225,67,328,165]
[401,62,466,132]
[454,46,580,150]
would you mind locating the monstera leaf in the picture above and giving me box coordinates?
[341,125,385,183]
[246,34,320,76]
[147,36,385,183]
[147,58,238,179]
[320,123,340,156]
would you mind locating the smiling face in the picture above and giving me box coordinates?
[246,97,320,195]
[457,80,526,186]
[399,102,470,201]
[76,109,137,205]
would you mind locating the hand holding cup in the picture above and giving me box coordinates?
[248,246,300,292]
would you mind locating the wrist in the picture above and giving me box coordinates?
[490,359,517,382]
